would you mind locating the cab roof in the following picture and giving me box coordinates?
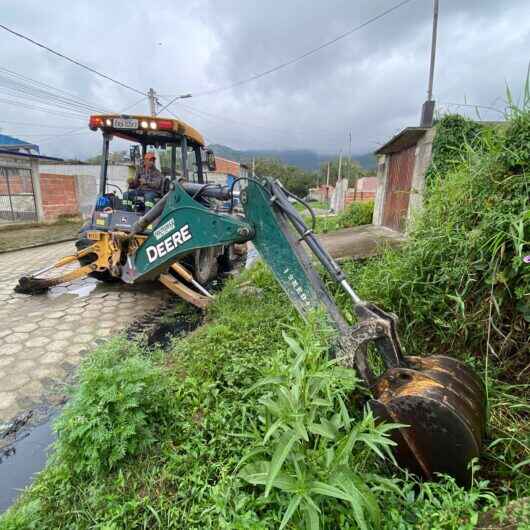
[89,114,205,147]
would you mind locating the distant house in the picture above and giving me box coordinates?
[207,156,249,186]
[346,176,378,204]
[0,133,40,154]
[0,134,86,223]
[308,176,378,207]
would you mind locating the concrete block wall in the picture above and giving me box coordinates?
[39,173,79,220]
[40,164,131,218]
[406,128,436,226]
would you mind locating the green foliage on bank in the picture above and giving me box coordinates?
[313,201,374,233]
[0,265,502,529]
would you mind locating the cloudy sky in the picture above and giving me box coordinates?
[0,0,529,159]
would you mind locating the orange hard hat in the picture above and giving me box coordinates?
[144,152,156,160]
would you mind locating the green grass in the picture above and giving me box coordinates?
[308,201,374,234]
[0,263,503,529]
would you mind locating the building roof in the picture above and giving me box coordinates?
[0,133,39,153]
[374,127,430,155]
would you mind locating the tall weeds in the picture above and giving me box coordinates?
[240,321,402,529]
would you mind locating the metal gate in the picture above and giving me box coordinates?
[0,166,38,222]
[382,146,416,232]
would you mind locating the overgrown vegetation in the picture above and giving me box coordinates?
[312,200,374,233]
[336,106,529,500]
[2,96,529,528]
[240,321,402,530]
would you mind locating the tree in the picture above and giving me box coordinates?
[253,158,318,197]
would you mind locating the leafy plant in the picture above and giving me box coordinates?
[381,461,498,530]
[240,324,402,529]
[53,339,176,476]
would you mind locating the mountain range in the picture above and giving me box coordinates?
[208,144,376,172]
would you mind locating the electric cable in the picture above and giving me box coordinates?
[0,66,110,113]
[438,101,504,115]
[0,23,146,96]
[159,0,415,110]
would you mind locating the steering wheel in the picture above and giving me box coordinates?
[106,183,123,196]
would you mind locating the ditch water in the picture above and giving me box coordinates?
[0,416,56,513]
[0,296,203,515]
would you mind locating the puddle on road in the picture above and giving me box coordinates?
[45,277,101,300]
[0,417,56,513]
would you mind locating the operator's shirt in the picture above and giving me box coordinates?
[136,167,163,193]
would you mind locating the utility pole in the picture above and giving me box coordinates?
[326,162,330,187]
[348,131,352,186]
[148,88,157,116]
[337,150,343,183]
[420,0,439,127]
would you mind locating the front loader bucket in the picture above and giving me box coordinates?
[369,355,486,487]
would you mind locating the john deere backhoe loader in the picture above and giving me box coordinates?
[16,113,486,486]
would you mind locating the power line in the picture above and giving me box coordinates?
[0,119,84,127]
[159,0,415,111]
[0,83,103,114]
[0,66,109,112]
[438,101,504,115]
[0,96,88,118]
[0,23,146,96]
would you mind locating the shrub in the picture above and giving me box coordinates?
[315,200,374,233]
[425,114,484,185]
[53,339,175,476]
[340,110,529,359]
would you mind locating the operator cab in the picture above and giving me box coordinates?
[83,113,216,235]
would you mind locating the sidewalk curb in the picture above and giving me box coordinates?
[0,238,77,255]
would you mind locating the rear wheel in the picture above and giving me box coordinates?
[218,243,246,273]
[75,238,119,283]
[193,247,219,285]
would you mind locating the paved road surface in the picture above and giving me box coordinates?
[0,241,170,427]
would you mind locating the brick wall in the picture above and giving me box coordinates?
[345,190,376,204]
[39,173,80,220]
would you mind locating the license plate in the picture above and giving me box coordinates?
[113,118,138,129]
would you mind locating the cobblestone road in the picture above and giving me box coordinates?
[0,241,170,427]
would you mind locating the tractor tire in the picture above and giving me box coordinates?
[75,238,119,283]
[193,247,219,285]
[218,243,246,273]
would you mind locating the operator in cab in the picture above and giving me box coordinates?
[123,152,163,212]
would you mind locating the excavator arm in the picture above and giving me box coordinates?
[16,176,486,486]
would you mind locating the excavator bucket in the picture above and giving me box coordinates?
[369,355,486,487]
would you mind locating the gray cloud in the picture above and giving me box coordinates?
[0,0,528,159]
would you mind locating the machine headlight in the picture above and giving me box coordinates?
[141,120,149,129]
[105,118,112,126]
[149,121,157,130]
